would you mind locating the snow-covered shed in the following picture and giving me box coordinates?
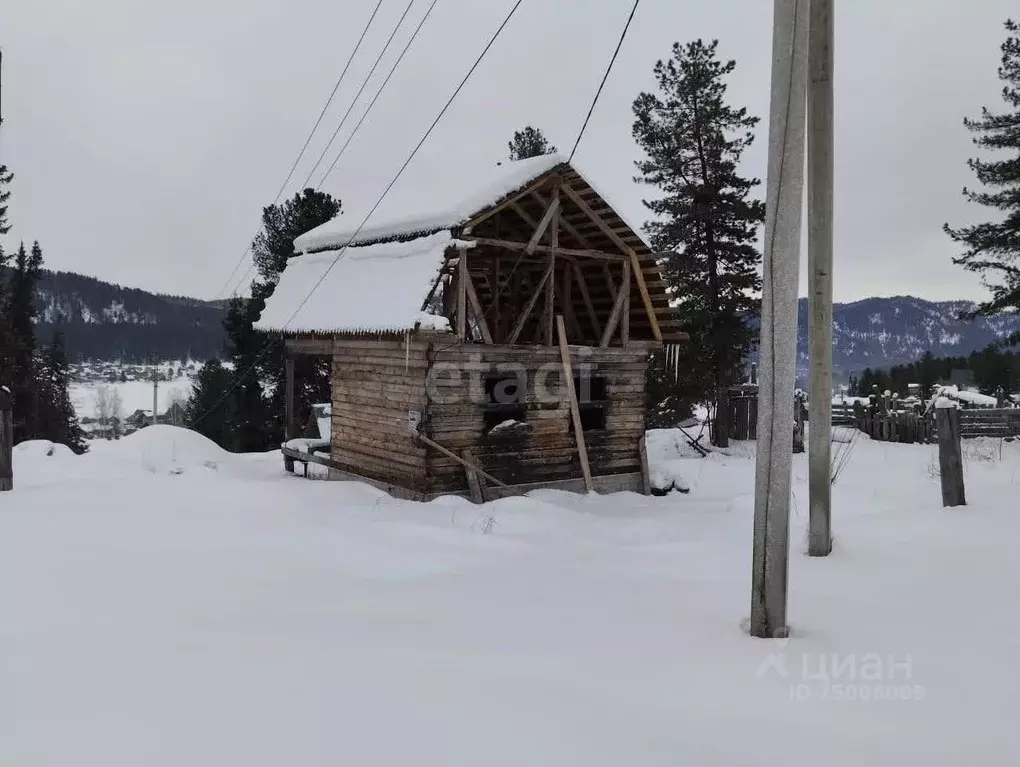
[256,153,684,500]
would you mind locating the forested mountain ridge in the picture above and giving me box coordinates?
[13,269,1020,373]
[6,267,228,361]
[747,296,1020,380]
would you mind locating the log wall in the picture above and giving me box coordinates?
[329,336,430,493]
[423,343,648,494]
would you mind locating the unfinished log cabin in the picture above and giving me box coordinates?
[255,153,685,501]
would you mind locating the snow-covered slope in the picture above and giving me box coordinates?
[2,426,1018,764]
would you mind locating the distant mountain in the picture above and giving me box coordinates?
[779,296,1020,380]
[14,271,1020,372]
[16,269,228,362]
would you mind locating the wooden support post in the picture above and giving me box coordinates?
[751,0,809,640]
[491,256,501,343]
[807,0,834,556]
[557,315,593,492]
[457,249,468,340]
[462,447,485,503]
[544,193,559,346]
[463,260,493,344]
[0,387,12,492]
[602,263,617,301]
[284,357,296,473]
[562,267,582,341]
[621,262,631,346]
[936,404,966,508]
[600,261,629,348]
[638,434,652,496]
[526,194,560,255]
[531,189,594,248]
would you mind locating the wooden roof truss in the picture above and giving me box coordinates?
[428,167,682,348]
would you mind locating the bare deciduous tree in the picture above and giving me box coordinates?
[94,385,112,439]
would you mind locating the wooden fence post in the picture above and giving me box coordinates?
[284,356,296,474]
[935,403,966,508]
[793,392,805,453]
[0,387,12,492]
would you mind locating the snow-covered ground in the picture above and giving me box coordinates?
[3,426,1019,764]
[67,359,198,422]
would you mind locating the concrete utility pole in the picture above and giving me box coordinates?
[808,0,834,557]
[151,363,158,427]
[750,0,809,639]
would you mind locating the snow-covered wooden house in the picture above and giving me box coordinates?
[255,154,684,501]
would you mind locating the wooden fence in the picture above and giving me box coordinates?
[726,389,758,441]
[724,389,1020,445]
[854,404,1020,444]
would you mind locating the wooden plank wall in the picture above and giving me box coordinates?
[424,344,647,494]
[330,336,430,493]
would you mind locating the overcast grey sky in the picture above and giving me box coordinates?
[0,0,1015,302]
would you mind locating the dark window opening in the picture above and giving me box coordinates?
[572,375,608,431]
[482,373,527,430]
[574,375,607,404]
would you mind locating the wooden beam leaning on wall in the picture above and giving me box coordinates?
[560,184,662,343]
[544,186,560,345]
[556,315,594,492]
[457,247,468,340]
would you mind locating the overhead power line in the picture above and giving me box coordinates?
[317,0,441,190]
[228,0,439,298]
[568,0,641,162]
[212,0,387,300]
[191,0,525,429]
[300,0,418,189]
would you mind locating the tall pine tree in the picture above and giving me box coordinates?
[507,126,557,161]
[945,20,1020,319]
[632,40,764,445]
[36,332,88,453]
[6,242,43,440]
[0,238,86,448]
[196,188,341,452]
[252,189,340,447]
[0,163,12,235]
[186,358,236,447]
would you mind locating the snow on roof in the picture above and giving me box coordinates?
[255,232,468,334]
[294,153,567,252]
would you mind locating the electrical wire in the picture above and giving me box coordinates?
[316,0,441,190]
[568,0,640,162]
[228,0,438,297]
[476,0,642,323]
[299,0,417,190]
[212,0,386,300]
[190,0,525,430]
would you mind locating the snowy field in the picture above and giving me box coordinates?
[3,426,1019,764]
[69,375,194,420]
